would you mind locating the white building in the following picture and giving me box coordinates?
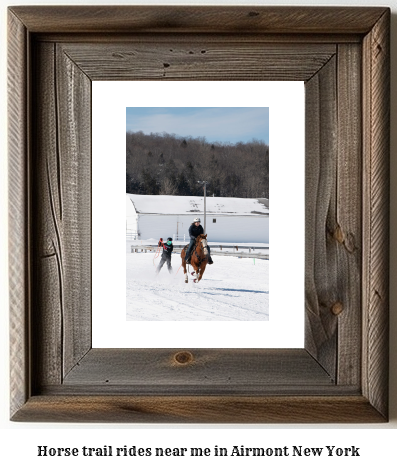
[126,193,269,243]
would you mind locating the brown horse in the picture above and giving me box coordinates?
[181,234,209,283]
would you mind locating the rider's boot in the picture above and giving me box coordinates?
[208,256,214,265]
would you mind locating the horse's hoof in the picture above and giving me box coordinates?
[185,280,188,283]
[191,272,196,276]
[193,279,198,283]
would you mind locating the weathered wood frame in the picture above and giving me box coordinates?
[8,6,390,423]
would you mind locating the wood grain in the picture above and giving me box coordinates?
[304,56,338,377]
[9,6,387,34]
[32,41,63,387]
[62,349,333,391]
[31,42,92,387]
[11,396,385,424]
[56,45,91,377]
[336,44,362,386]
[59,42,335,82]
[362,9,390,419]
[8,9,29,419]
[303,42,363,385]
[8,6,390,423]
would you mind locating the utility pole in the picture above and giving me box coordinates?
[197,180,208,232]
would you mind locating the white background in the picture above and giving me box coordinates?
[1,0,396,469]
[92,81,304,348]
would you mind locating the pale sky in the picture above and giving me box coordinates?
[126,107,269,145]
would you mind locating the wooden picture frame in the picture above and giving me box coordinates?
[8,6,390,423]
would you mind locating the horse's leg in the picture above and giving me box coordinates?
[181,249,188,283]
[192,261,199,283]
[197,262,207,283]
[190,259,196,276]
[190,257,196,276]
[183,261,188,283]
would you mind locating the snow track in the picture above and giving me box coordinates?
[126,253,269,321]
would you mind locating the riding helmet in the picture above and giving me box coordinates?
[193,217,201,223]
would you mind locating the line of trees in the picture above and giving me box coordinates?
[126,131,269,198]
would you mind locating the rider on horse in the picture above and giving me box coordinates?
[185,217,214,265]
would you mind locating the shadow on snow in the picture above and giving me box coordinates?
[203,288,269,295]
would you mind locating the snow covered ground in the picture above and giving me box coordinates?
[126,251,269,321]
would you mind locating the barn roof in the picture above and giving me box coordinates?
[126,193,269,216]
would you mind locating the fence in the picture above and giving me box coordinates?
[129,244,269,260]
[172,234,187,242]
[126,230,139,240]
[126,232,187,242]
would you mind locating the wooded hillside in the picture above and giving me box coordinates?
[126,132,269,198]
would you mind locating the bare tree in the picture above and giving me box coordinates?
[126,131,269,198]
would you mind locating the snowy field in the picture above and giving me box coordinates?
[126,252,269,321]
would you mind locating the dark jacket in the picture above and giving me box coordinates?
[159,241,173,258]
[189,223,204,240]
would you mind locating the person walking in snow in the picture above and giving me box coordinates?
[156,237,174,274]
[184,217,214,265]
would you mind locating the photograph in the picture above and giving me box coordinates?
[125,107,270,321]
[92,81,304,349]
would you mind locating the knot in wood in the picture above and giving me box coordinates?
[331,302,344,316]
[174,351,194,365]
[333,225,344,244]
